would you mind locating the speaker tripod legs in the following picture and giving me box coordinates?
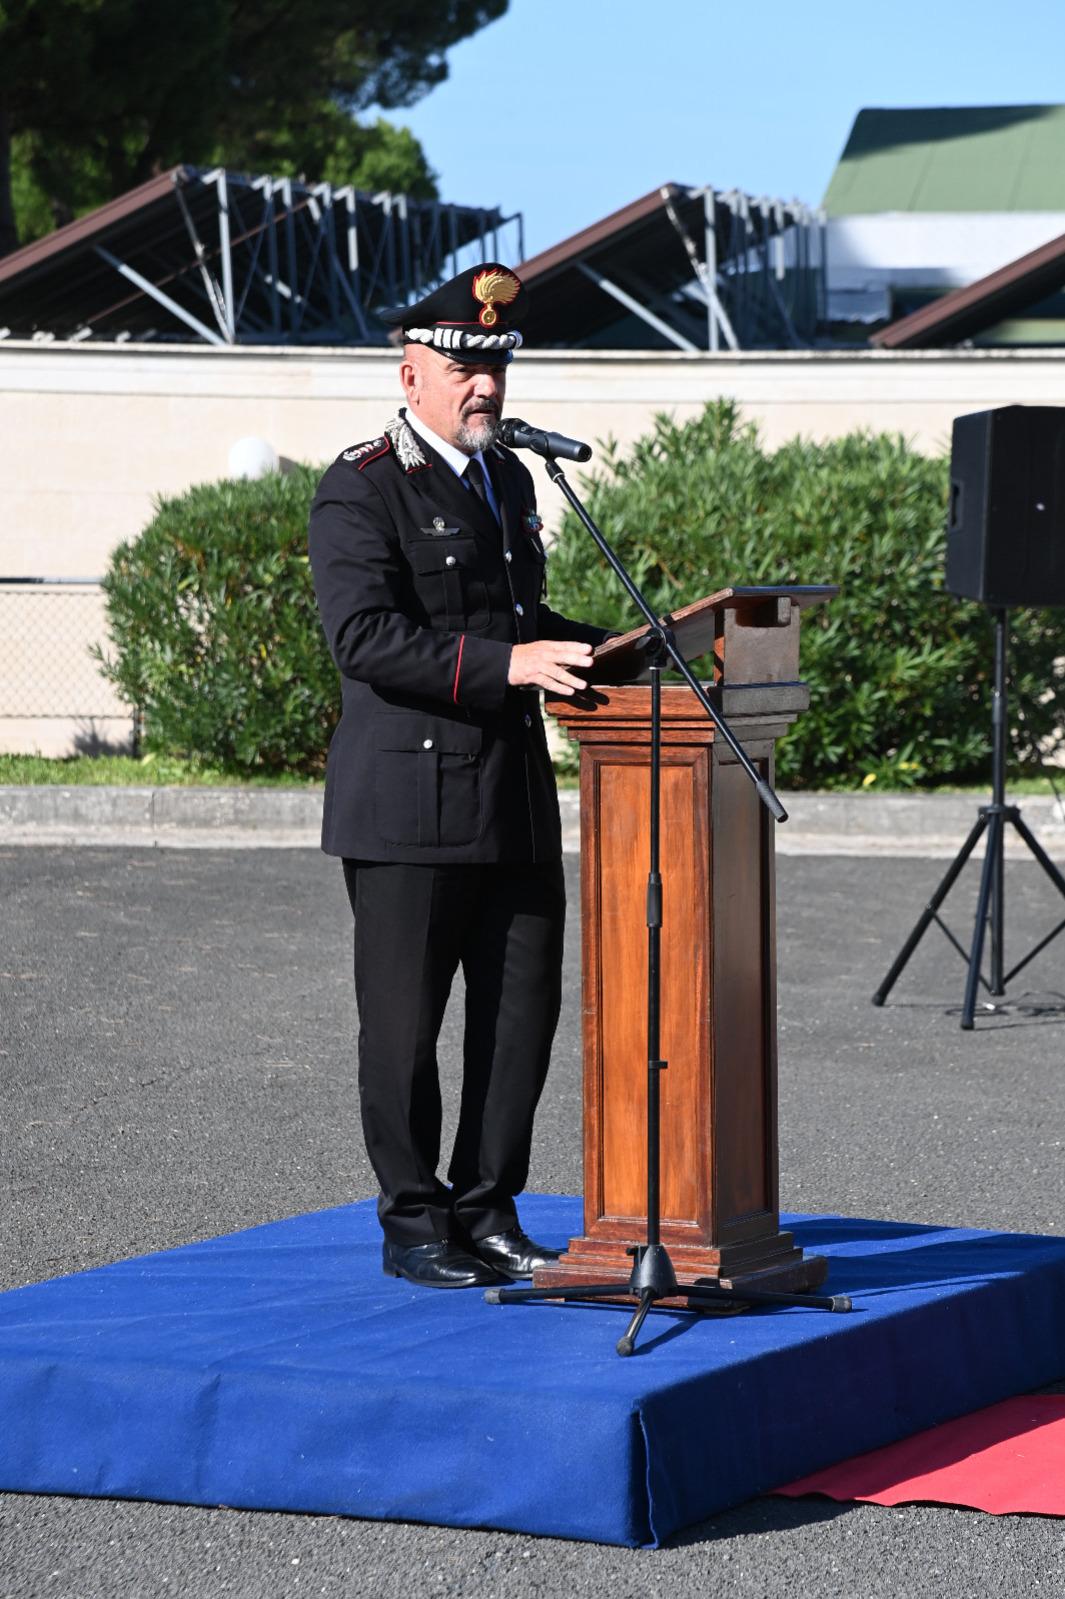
[872,815,987,1009]
[962,808,1002,1029]
[1012,811,1065,899]
[876,799,1065,1027]
[871,607,1065,1028]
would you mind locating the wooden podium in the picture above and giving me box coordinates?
[536,585,835,1295]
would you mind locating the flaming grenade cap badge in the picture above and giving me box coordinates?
[472,267,521,328]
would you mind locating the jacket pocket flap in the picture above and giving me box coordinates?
[408,535,478,575]
[374,715,483,755]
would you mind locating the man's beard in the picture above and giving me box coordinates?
[456,406,500,453]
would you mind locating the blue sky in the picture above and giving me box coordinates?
[375,0,1065,258]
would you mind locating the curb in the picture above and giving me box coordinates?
[0,785,323,850]
[774,791,1065,858]
[2,785,1065,857]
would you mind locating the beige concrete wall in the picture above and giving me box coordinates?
[4,341,1065,753]
[7,341,1065,574]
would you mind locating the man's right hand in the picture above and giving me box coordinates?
[507,640,595,695]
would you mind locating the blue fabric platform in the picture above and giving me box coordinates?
[2,1195,1065,1547]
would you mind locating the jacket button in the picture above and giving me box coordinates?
[524,712,533,727]
[514,602,524,616]
[504,549,513,563]
[422,738,434,750]
[445,554,457,568]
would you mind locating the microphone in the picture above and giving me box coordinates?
[498,417,592,463]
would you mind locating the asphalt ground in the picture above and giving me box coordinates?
[2,846,1064,1598]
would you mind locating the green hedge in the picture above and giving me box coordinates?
[96,404,1065,786]
[96,468,335,774]
[546,402,1065,789]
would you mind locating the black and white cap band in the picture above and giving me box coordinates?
[405,326,524,352]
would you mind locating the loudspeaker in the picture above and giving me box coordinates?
[946,405,1065,608]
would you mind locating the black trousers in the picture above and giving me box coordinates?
[342,859,566,1246]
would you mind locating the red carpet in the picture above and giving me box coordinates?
[775,1396,1065,1516]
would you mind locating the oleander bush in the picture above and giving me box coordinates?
[95,467,336,774]
[546,401,1065,790]
[96,403,1065,786]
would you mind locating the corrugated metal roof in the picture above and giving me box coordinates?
[824,106,1065,216]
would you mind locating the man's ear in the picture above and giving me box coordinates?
[399,347,419,403]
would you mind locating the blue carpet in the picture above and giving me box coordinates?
[2,1195,1064,1546]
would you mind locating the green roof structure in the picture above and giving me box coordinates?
[824,105,1065,216]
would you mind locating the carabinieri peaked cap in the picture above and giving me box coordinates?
[378,262,529,364]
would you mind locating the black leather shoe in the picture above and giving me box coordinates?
[473,1227,562,1280]
[382,1238,505,1288]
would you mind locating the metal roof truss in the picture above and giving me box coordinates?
[517,184,825,353]
[665,188,825,352]
[0,166,522,345]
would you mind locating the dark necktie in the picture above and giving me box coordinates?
[465,456,498,523]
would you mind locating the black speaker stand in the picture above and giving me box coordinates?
[873,607,1065,1029]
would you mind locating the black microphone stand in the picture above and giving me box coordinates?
[487,455,851,1355]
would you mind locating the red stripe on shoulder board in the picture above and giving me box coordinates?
[357,441,391,471]
[452,635,466,703]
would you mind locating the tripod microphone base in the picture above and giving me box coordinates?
[488,1244,847,1356]
[627,1243,679,1297]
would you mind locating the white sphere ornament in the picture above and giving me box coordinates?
[228,436,280,480]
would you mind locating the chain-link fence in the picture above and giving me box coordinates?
[0,578,138,752]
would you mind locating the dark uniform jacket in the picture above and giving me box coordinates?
[308,410,609,863]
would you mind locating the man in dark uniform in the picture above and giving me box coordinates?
[308,264,611,1288]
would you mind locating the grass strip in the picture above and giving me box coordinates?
[0,754,1060,797]
[0,755,324,789]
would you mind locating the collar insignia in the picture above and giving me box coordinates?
[472,267,521,329]
[385,414,428,473]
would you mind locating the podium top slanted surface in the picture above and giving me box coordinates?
[589,584,837,684]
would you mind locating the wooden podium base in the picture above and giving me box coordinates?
[533,1233,828,1303]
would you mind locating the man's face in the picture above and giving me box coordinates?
[400,345,508,455]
